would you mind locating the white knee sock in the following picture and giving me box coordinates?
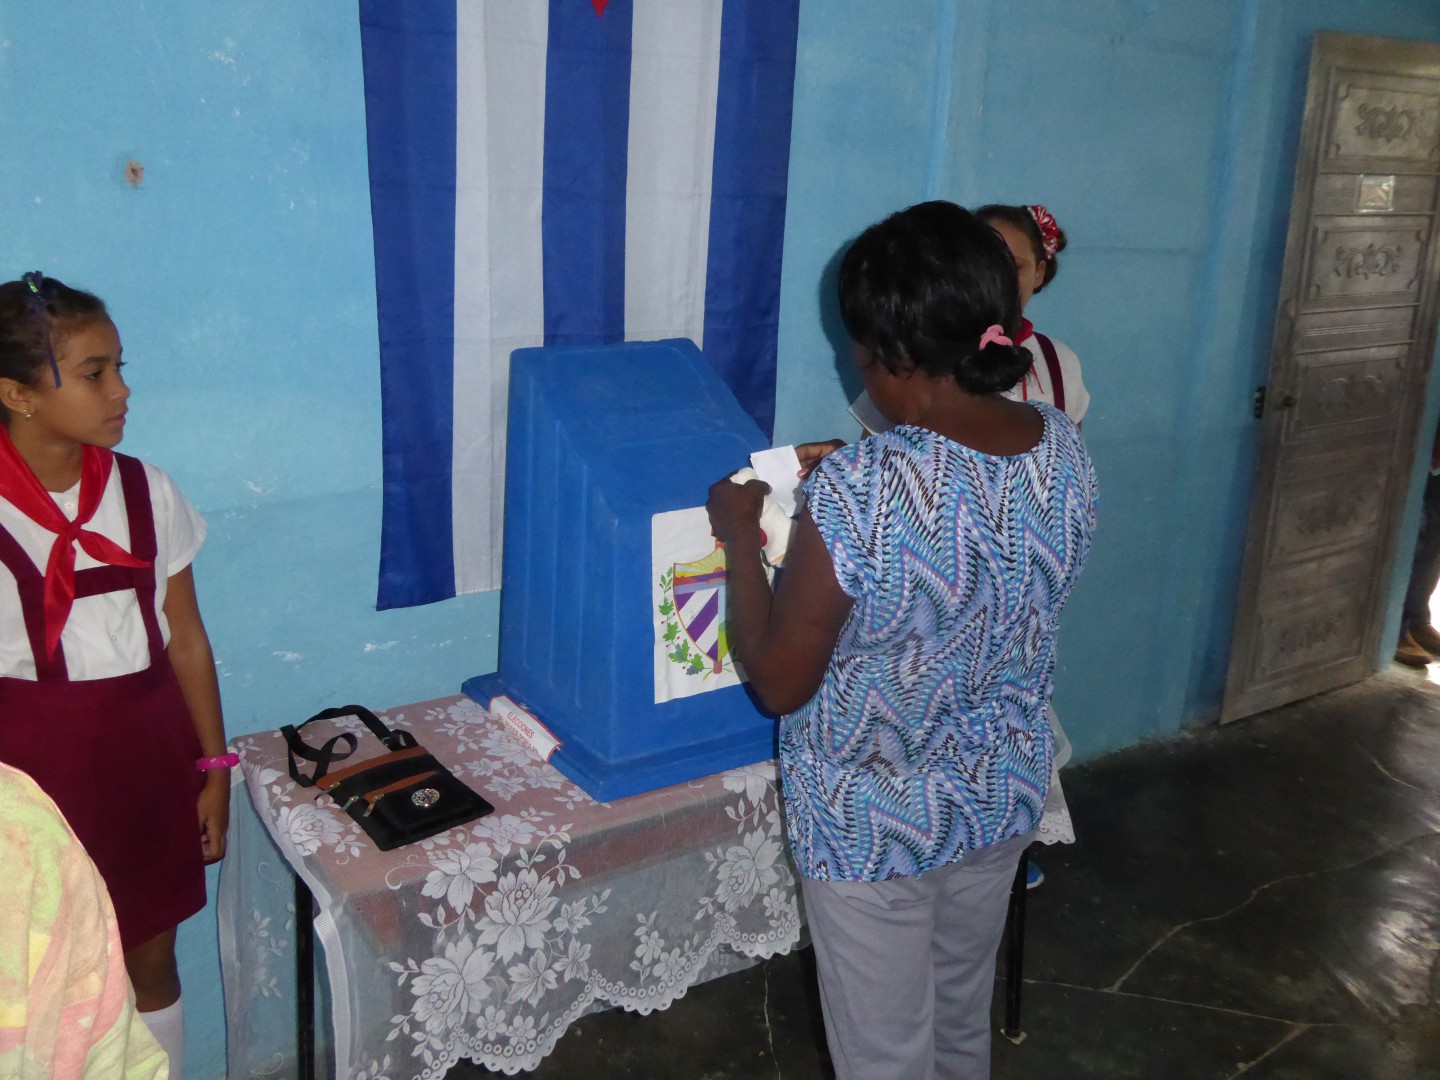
[140,997,184,1080]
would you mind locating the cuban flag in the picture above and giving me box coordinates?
[360,0,801,609]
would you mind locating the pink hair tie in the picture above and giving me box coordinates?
[978,324,1012,349]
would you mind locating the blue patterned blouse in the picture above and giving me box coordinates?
[780,403,1097,881]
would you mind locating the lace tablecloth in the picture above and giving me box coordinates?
[218,696,802,1078]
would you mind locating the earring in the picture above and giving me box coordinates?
[21,410,34,420]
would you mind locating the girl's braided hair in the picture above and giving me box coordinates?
[0,273,108,397]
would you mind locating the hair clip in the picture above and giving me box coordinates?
[978,324,1013,349]
[20,271,61,388]
[1026,206,1061,260]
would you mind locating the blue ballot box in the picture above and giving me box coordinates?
[463,339,776,801]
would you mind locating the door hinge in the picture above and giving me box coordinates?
[1254,385,1266,418]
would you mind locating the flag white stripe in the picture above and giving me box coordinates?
[678,590,713,622]
[624,0,724,344]
[452,1,549,595]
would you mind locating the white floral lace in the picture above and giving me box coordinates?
[1036,763,1076,846]
[1038,705,1077,846]
[218,698,801,1078]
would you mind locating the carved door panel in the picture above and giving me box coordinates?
[1222,32,1440,724]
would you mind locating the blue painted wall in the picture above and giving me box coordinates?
[1,3,497,1074]
[778,0,1440,758]
[5,1,1440,1075]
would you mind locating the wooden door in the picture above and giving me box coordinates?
[1222,32,1440,724]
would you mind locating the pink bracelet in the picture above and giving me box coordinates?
[196,753,239,771]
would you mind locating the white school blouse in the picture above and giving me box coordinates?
[848,333,1090,433]
[0,460,205,681]
[1009,334,1090,422]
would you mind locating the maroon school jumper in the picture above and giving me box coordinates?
[0,453,206,951]
[1033,333,1067,415]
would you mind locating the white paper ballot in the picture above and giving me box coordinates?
[729,466,796,566]
[749,445,804,517]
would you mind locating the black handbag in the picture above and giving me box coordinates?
[281,705,493,851]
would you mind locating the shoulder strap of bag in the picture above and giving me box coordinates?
[1034,333,1065,415]
[280,704,418,788]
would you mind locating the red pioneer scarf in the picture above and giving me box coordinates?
[0,427,150,658]
[1014,318,1037,400]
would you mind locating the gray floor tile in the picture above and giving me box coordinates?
[451,668,1440,1078]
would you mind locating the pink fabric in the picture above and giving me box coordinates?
[0,763,169,1078]
[978,324,1013,349]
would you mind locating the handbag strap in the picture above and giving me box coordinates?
[280,704,418,788]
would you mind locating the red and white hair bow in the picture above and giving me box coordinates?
[1027,204,1061,260]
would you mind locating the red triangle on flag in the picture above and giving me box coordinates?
[591,0,609,15]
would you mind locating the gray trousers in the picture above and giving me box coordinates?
[800,832,1033,1080]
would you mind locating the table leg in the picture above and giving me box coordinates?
[1001,851,1027,1041]
[296,873,316,1080]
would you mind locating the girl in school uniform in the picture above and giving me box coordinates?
[975,203,1087,881]
[0,273,232,1079]
[976,203,1088,425]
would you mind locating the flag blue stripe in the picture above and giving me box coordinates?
[361,0,459,609]
[542,0,633,346]
[702,0,801,439]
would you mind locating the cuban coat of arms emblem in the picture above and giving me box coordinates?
[651,507,746,703]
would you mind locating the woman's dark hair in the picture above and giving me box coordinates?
[838,201,1029,395]
[974,203,1067,293]
[0,274,108,392]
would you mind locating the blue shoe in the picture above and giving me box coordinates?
[1025,859,1044,890]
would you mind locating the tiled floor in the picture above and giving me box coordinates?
[458,667,1440,1079]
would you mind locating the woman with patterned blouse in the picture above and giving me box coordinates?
[707,201,1097,1080]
